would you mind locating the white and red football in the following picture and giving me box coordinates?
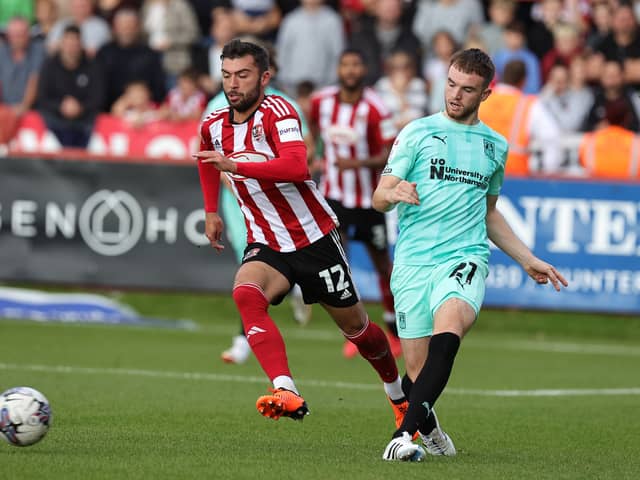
[227,150,269,180]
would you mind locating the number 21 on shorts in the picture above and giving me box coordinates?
[449,261,478,287]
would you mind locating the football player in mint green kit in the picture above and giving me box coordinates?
[204,47,313,364]
[374,49,569,462]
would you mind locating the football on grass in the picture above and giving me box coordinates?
[0,387,52,446]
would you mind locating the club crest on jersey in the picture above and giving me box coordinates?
[252,124,265,143]
[242,247,261,262]
[483,139,495,161]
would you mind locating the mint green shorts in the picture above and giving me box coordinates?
[390,258,488,339]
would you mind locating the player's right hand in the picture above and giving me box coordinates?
[389,180,420,206]
[205,212,225,253]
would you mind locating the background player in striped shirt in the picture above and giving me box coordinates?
[194,39,409,425]
[309,48,403,360]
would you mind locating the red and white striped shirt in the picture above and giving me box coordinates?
[198,94,337,252]
[310,86,397,209]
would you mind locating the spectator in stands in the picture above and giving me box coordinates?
[231,0,282,42]
[539,61,593,172]
[111,79,160,128]
[276,0,345,94]
[37,25,105,147]
[0,1,34,29]
[586,1,613,51]
[579,99,640,179]
[31,0,59,42]
[423,29,457,114]
[493,21,542,94]
[541,22,584,82]
[479,59,562,175]
[526,0,565,60]
[412,0,483,53]
[582,59,640,131]
[0,16,44,148]
[141,0,200,87]
[191,6,238,97]
[472,0,515,56]
[96,0,143,25]
[593,2,640,90]
[47,0,112,57]
[159,68,206,121]
[540,61,593,133]
[95,8,166,110]
[348,0,422,86]
[375,49,427,130]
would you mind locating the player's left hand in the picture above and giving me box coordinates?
[334,156,359,171]
[524,258,568,292]
[193,151,238,173]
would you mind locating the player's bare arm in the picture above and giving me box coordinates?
[372,175,420,212]
[485,195,568,291]
[204,211,225,253]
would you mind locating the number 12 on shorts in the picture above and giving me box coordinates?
[319,264,350,293]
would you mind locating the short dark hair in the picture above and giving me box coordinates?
[339,47,366,64]
[605,97,632,127]
[63,24,81,36]
[502,59,527,86]
[449,48,495,88]
[505,20,526,36]
[296,80,315,98]
[221,38,270,74]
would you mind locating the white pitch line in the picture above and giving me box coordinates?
[1,362,639,397]
[466,339,640,357]
[448,387,640,397]
[9,320,640,357]
[176,326,640,357]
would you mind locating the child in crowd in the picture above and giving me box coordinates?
[160,68,206,121]
[111,80,160,128]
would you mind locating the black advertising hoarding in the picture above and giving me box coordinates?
[0,156,237,291]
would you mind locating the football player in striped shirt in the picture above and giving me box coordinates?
[194,39,409,427]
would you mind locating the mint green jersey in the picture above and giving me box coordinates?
[383,112,508,266]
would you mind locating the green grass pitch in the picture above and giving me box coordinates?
[1,290,639,479]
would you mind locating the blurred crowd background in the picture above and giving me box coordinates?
[1,0,639,179]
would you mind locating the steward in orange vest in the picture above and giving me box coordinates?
[480,60,532,175]
[579,101,640,179]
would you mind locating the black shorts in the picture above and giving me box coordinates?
[241,229,360,308]
[326,199,388,251]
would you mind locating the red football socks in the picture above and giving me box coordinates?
[344,317,399,383]
[232,283,291,380]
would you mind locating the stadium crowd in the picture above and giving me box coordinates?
[1,0,640,178]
